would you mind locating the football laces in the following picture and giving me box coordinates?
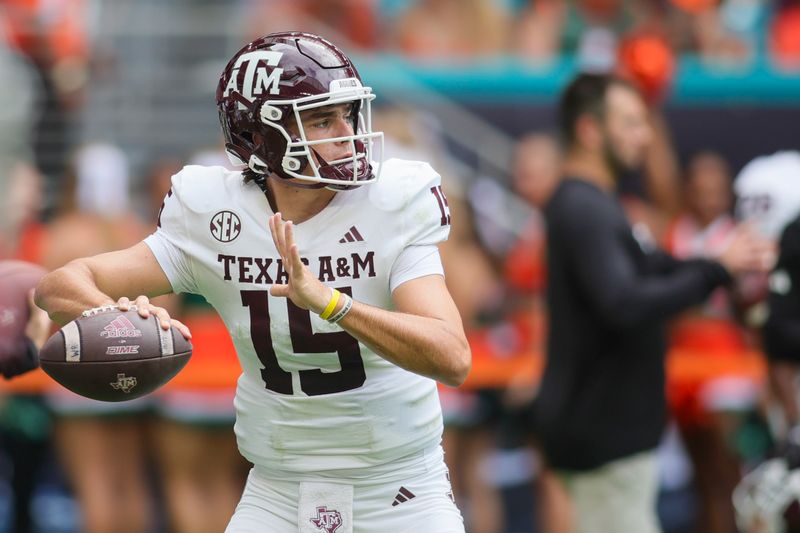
[81,304,137,317]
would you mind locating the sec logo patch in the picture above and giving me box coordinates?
[211,211,241,242]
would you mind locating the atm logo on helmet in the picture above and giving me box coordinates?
[223,50,284,106]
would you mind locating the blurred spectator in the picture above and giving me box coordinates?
[503,133,576,533]
[649,0,767,67]
[733,151,800,332]
[1,0,90,87]
[0,162,46,261]
[41,143,154,533]
[0,160,55,533]
[0,0,90,190]
[512,0,770,68]
[734,151,800,441]
[0,42,40,211]
[664,150,757,533]
[770,4,800,70]
[514,0,657,66]
[513,0,567,62]
[560,0,649,53]
[733,211,800,533]
[502,133,560,402]
[534,72,772,533]
[763,211,800,435]
[689,6,753,64]
[391,0,510,60]
[243,0,378,50]
[0,36,41,264]
[616,30,676,104]
[511,133,562,213]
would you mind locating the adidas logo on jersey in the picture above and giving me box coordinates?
[100,315,142,338]
[339,225,364,243]
[391,486,415,507]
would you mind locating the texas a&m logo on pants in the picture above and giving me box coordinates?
[309,506,342,533]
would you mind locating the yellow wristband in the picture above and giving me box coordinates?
[319,289,341,320]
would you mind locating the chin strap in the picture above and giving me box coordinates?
[245,166,327,196]
[268,173,327,190]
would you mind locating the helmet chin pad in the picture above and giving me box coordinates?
[313,141,371,181]
[318,159,372,190]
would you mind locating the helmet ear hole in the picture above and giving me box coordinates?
[260,105,283,123]
[283,156,301,171]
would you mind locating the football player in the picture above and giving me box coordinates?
[35,32,470,533]
[733,152,800,532]
[734,151,800,440]
[733,213,800,533]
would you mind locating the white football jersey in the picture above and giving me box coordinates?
[734,151,800,240]
[144,158,452,476]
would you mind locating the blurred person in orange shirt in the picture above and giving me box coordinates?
[771,2,800,70]
[664,150,758,533]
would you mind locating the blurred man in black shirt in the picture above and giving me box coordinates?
[534,73,773,533]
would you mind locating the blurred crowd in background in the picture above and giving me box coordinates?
[1,1,800,532]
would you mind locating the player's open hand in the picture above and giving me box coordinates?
[117,295,191,340]
[268,213,330,313]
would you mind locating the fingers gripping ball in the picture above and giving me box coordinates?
[0,260,48,378]
[39,305,192,401]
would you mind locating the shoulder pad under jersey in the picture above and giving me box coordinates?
[368,158,442,213]
[169,165,244,215]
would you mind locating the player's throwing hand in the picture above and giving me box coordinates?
[117,295,192,340]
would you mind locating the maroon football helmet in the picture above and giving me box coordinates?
[216,31,383,190]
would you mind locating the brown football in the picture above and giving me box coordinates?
[39,305,192,401]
